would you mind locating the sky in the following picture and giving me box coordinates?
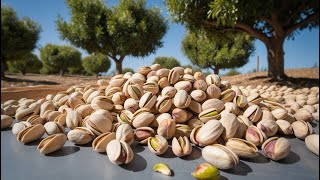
[2,0,319,75]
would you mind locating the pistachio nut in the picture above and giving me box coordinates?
[174,81,192,92]
[202,144,239,170]
[92,132,116,153]
[131,108,155,128]
[158,77,170,89]
[86,114,112,136]
[128,84,143,100]
[172,108,188,123]
[134,127,154,144]
[26,115,45,125]
[156,95,172,113]
[192,163,220,180]
[303,105,316,113]
[161,86,177,98]
[67,127,95,145]
[89,96,114,112]
[276,120,293,135]
[261,137,291,161]
[148,135,168,155]
[112,92,126,105]
[292,120,313,139]
[233,115,252,139]
[53,114,67,126]
[234,95,248,108]
[257,119,278,137]
[151,63,161,71]
[307,96,319,105]
[187,100,202,115]
[225,138,259,158]
[139,92,157,109]
[12,121,32,135]
[187,118,204,129]
[284,113,296,124]
[224,102,239,115]
[38,133,67,155]
[86,90,104,104]
[117,110,133,124]
[294,108,313,122]
[198,108,220,123]
[261,110,275,121]
[17,124,45,144]
[193,80,208,91]
[2,105,16,116]
[3,99,18,106]
[40,101,56,117]
[152,113,172,128]
[190,120,223,147]
[147,74,159,82]
[123,98,139,113]
[153,163,172,176]
[15,107,35,121]
[245,125,267,146]
[247,93,263,104]
[97,79,109,86]
[172,136,192,157]
[46,111,63,122]
[106,139,134,165]
[66,110,82,130]
[173,90,191,109]
[243,104,262,123]
[193,71,206,81]
[220,113,239,141]
[143,82,159,95]
[305,134,319,156]
[190,90,207,103]
[115,124,134,145]
[1,115,13,129]
[168,68,180,85]
[174,124,192,138]
[271,108,288,120]
[157,118,176,140]
[109,76,126,87]
[106,87,122,98]
[206,74,221,87]
[220,89,236,103]
[206,84,221,99]
[44,121,64,135]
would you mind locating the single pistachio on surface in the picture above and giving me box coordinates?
[243,104,262,123]
[156,95,172,113]
[131,108,155,128]
[174,90,191,109]
[261,137,291,161]
[172,136,192,157]
[1,115,13,129]
[202,144,239,170]
[17,124,45,144]
[153,163,172,176]
[190,120,223,147]
[276,120,293,135]
[202,99,225,112]
[116,124,134,145]
[134,127,154,144]
[128,84,143,100]
[38,133,67,155]
[67,127,95,145]
[139,92,157,109]
[157,118,176,140]
[148,135,168,155]
[44,121,64,135]
[225,138,259,158]
[192,163,220,180]
[92,132,116,153]
[198,108,220,123]
[245,125,267,146]
[206,84,221,99]
[257,119,278,137]
[294,108,313,122]
[305,134,319,156]
[12,121,32,135]
[106,139,134,165]
[291,120,313,139]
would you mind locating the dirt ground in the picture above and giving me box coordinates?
[1,68,319,102]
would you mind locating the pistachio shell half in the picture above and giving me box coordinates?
[92,132,116,153]
[172,136,192,157]
[106,139,134,165]
[261,137,291,161]
[17,124,45,144]
[153,163,172,176]
[38,133,67,155]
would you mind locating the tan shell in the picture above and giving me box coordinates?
[271,108,288,120]
[15,107,35,121]
[17,124,45,143]
[257,119,278,137]
[276,120,293,135]
[12,121,32,135]
[92,132,116,153]
[115,124,134,145]
[243,105,262,123]
[148,135,168,155]
[143,82,159,95]
[206,84,221,99]
[174,124,192,138]
[171,108,188,123]
[86,114,112,136]
[190,90,207,102]
[187,100,202,115]
[220,113,239,141]
[172,136,192,157]
[131,108,155,128]
[305,134,319,156]
[202,99,224,112]
[187,118,204,129]
[40,101,56,117]
[1,115,13,129]
[198,108,220,123]
[134,127,154,144]
[155,95,172,113]
[193,80,208,91]
[67,127,95,145]
[174,81,192,92]
[53,114,67,126]
[75,104,94,118]
[234,95,248,108]
[225,138,259,158]
[168,68,180,85]
[112,92,126,105]
[158,77,170,89]
[123,98,139,113]
[38,133,67,154]
[106,139,134,165]
[157,118,176,140]
[261,137,291,161]
[220,89,236,103]
[245,125,267,146]
[294,108,313,122]
[206,74,221,87]
[139,92,157,109]
[44,122,64,135]
[91,96,114,111]
[247,93,263,104]
[292,120,313,139]
[26,115,45,125]
[173,90,191,109]
[190,120,223,147]
[161,86,177,98]
[233,115,252,139]
[66,110,82,130]
[128,84,143,100]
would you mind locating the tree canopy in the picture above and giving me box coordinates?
[56,0,168,74]
[7,53,42,75]
[82,53,111,78]
[40,44,81,76]
[153,56,181,69]
[166,0,319,79]
[1,6,41,77]
[182,30,254,74]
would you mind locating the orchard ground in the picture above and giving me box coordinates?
[1,68,319,102]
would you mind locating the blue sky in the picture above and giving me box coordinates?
[2,0,319,75]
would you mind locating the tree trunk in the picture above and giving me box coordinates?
[60,69,64,76]
[96,73,99,79]
[214,67,220,75]
[115,61,122,75]
[21,70,26,75]
[266,38,287,80]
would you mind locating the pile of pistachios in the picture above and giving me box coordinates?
[1,64,319,179]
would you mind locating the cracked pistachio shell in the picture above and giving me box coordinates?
[17,124,45,144]
[192,163,220,180]
[66,110,82,130]
[46,111,62,122]
[3,105,16,116]
[86,91,104,104]
[305,134,319,156]
[191,120,223,147]
[53,114,67,126]
[156,95,172,113]
[172,108,188,123]
[38,133,67,155]
[158,77,170,89]
[116,124,134,145]
[67,127,95,145]
[224,102,239,115]
[131,108,155,128]
[1,115,13,129]
[123,98,139,113]
[234,95,248,108]
[75,104,94,119]
[220,113,239,141]
[225,138,259,158]
[276,120,293,135]
[174,81,192,92]
[117,110,133,124]
[161,86,177,98]
[198,108,220,123]
[143,82,159,95]
[194,71,206,81]
[106,139,134,165]
[128,84,143,100]
[168,69,180,85]
[26,115,45,125]
[202,144,239,170]
[243,105,262,123]
[154,163,172,176]
[294,108,313,122]
[202,99,225,112]
[138,66,151,75]
[148,135,168,155]
[292,120,313,139]
[86,114,112,136]
[91,96,114,111]
[139,92,157,109]
[206,84,221,99]
[247,93,263,104]
[220,89,236,103]
[191,90,207,103]
[150,63,161,71]
[12,121,32,135]
[257,119,278,137]
[157,118,176,139]
[193,80,208,91]
[261,110,275,121]
[173,90,191,109]
[271,108,288,120]
[106,87,122,98]
[97,79,109,86]
[206,74,221,87]
[92,132,116,153]
[44,121,64,135]
[174,124,192,138]
[152,113,172,128]
[112,92,126,105]
[92,109,113,121]
[134,127,154,144]
[245,125,267,146]
[188,100,202,115]
[172,136,192,157]
[262,137,291,161]
[146,75,159,83]
[187,118,204,129]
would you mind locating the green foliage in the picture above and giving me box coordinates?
[153,56,181,69]
[182,30,254,73]
[82,53,111,77]
[224,69,241,76]
[123,68,134,74]
[40,44,81,76]
[7,53,42,74]
[56,0,168,74]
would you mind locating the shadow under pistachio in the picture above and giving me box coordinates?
[24,137,45,146]
[222,161,252,176]
[1,127,12,131]
[219,175,229,180]
[120,153,147,172]
[310,121,318,128]
[241,153,270,164]
[131,142,146,153]
[161,146,176,158]
[46,146,80,157]
[75,142,92,147]
[181,146,202,161]
[276,151,300,164]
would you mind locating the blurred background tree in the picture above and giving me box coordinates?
[122,68,134,74]
[182,30,254,75]
[82,53,111,78]
[40,44,81,76]
[153,56,181,69]
[56,0,168,74]
[1,6,41,78]
[7,53,42,75]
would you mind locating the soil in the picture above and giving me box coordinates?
[1,68,319,103]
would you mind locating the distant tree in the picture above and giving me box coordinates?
[56,0,167,74]
[7,53,42,75]
[153,56,181,69]
[224,69,241,76]
[123,68,134,74]
[82,53,111,78]
[40,44,81,76]
[166,0,319,79]
[1,6,41,78]
[182,30,254,75]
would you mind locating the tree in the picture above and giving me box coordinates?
[82,53,111,78]
[153,56,181,69]
[123,68,134,74]
[1,6,41,78]
[40,44,81,76]
[56,0,167,74]
[166,0,319,80]
[182,30,254,75]
[7,53,42,75]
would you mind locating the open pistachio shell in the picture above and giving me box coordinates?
[116,124,134,145]
[17,124,45,144]
[261,137,291,161]
[225,138,259,158]
[245,125,267,146]
[139,92,157,109]
[220,113,239,141]
[243,105,262,123]
[191,120,223,147]
[157,118,176,140]
[106,139,134,165]
[92,132,116,153]
[131,108,155,128]
[156,95,172,113]
[134,127,154,144]
[91,96,114,111]
[172,136,192,157]
[38,133,67,155]
[148,135,168,155]
[44,121,64,135]
[198,108,220,123]
[257,119,278,137]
